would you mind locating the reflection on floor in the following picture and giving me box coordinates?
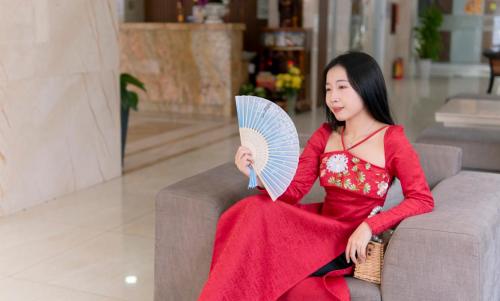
[0,76,494,300]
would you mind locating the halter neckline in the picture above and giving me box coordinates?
[341,125,390,151]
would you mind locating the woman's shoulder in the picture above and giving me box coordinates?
[385,124,407,140]
[319,122,333,131]
[385,124,414,155]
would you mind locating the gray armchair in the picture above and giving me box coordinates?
[155,143,500,301]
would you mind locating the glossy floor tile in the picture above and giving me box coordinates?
[0,276,122,301]
[13,233,154,301]
[0,219,103,277]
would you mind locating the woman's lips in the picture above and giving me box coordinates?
[333,107,344,113]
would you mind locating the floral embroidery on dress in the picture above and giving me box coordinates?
[326,154,348,173]
[328,177,342,187]
[363,183,371,194]
[320,151,391,199]
[357,171,366,183]
[343,178,358,191]
[376,181,389,196]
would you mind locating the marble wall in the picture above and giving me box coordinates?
[120,23,246,117]
[0,0,121,215]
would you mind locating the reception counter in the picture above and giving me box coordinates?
[120,23,246,117]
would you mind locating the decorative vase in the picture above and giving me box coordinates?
[286,93,297,116]
[204,3,228,24]
[192,5,205,23]
[418,58,432,79]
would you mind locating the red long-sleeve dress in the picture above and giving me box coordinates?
[198,123,434,301]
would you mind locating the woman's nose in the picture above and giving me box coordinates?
[329,90,340,101]
[328,94,339,104]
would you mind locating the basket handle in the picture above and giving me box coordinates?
[367,206,383,243]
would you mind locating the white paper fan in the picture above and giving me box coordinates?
[235,95,300,201]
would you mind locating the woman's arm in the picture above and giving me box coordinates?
[363,126,434,235]
[257,123,330,205]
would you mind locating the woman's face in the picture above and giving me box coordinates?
[325,65,365,122]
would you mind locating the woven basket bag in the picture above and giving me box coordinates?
[353,206,394,284]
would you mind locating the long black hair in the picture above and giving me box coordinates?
[323,51,395,131]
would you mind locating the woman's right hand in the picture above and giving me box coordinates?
[234,146,254,177]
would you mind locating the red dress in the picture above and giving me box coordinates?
[198,123,434,301]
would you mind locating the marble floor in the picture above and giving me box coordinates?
[0,76,494,300]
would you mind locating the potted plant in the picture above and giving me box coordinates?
[275,64,303,115]
[414,5,443,78]
[239,83,267,98]
[120,73,146,165]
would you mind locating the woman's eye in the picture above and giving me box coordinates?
[325,88,331,92]
[338,85,347,89]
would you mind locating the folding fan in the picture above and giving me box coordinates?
[235,95,300,201]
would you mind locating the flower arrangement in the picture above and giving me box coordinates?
[273,63,303,114]
[256,72,277,91]
[275,63,303,100]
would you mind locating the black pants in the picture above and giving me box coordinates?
[309,252,354,277]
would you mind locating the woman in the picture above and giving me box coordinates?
[198,52,434,300]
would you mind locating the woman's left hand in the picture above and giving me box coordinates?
[345,222,373,265]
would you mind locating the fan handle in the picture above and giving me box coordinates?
[248,165,258,188]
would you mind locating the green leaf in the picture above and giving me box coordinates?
[120,73,146,111]
[128,91,139,111]
[121,73,146,92]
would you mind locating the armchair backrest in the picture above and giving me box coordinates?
[383,143,463,210]
[413,143,463,189]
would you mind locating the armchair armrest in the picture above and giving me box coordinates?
[381,171,500,301]
[155,162,254,301]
